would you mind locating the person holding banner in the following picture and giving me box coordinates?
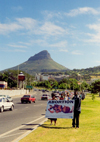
[49,93,57,126]
[72,91,81,128]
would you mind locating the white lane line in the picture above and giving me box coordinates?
[0,116,45,138]
[0,132,24,139]
[12,118,47,142]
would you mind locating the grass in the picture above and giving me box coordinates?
[19,94,100,142]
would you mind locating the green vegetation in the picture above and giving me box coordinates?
[91,80,100,94]
[10,59,68,75]
[1,69,100,93]
[19,94,100,142]
[0,70,34,88]
[33,78,89,91]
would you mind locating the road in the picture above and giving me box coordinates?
[0,90,50,142]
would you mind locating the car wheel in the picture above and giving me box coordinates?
[0,106,4,113]
[34,101,35,103]
[29,101,32,103]
[10,105,14,111]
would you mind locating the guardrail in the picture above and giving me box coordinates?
[0,89,29,97]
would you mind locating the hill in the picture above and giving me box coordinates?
[7,50,69,75]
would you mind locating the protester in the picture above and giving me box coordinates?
[72,90,81,128]
[60,93,64,100]
[79,91,85,100]
[66,92,70,100]
[49,93,57,126]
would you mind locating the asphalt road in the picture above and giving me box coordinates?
[0,90,50,142]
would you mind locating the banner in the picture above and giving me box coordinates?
[45,100,74,119]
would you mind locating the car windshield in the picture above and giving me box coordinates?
[23,95,30,98]
[43,94,47,96]
[0,95,5,97]
[0,99,2,102]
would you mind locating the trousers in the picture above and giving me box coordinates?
[72,111,80,127]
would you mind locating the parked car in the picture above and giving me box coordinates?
[0,97,14,113]
[21,95,36,103]
[41,94,50,100]
[0,95,13,102]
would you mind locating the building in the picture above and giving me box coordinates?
[0,81,7,89]
[35,73,69,82]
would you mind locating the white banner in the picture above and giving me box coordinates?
[45,100,74,119]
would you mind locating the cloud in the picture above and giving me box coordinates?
[59,49,68,52]
[42,11,62,20]
[86,23,100,43]
[0,17,38,35]
[48,41,68,48]
[12,6,23,11]
[0,47,26,52]
[95,60,100,63]
[7,44,27,48]
[30,39,68,49]
[14,49,26,52]
[87,23,100,31]
[0,17,68,38]
[71,50,82,55]
[65,7,99,17]
[16,18,37,30]
[0,23,23,35]
[39,22,66,36]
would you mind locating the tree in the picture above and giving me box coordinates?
[91,80,100,96]
[69,78,79,91]
[0,70,35,88]
[51,81,58,89]
[79,81,89,91]
[58,83,66,89]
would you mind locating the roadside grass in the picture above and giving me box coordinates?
[19,94,100,142]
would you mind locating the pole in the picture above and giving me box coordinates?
[17,65,19,89]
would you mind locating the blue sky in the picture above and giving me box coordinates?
[1,0,100,71]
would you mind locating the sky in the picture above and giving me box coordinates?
[1,0,100,71]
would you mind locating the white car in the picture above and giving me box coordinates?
[0,97,14,113]
[41,94,50,100]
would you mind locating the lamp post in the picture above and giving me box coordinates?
[17,65,19,89]
[77,73,81,91]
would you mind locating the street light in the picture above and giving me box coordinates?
[17,65,19,89]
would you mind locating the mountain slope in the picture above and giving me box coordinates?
[8,50,68,75]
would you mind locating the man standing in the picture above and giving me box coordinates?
[72,91,81,128]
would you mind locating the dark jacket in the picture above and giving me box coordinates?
[72,95,81,112]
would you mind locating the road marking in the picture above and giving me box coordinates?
[0,116,45,138]
[12,118,47,142]
[0,132,24,138]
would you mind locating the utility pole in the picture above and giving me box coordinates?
[17,65,19,89]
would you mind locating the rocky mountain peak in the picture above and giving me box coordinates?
[28,50,52,61]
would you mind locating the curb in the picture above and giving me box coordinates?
[11,118,47,142]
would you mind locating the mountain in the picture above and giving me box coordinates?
[6,50,69,75]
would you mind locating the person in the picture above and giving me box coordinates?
[60,93,64,100]
[66,92,70,100]
[49,93,57,126]
[79,91,85,100]
[72,90,81,128]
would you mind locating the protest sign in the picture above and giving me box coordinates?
[45,100,74,119]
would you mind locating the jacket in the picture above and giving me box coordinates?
[72,95,81,112]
